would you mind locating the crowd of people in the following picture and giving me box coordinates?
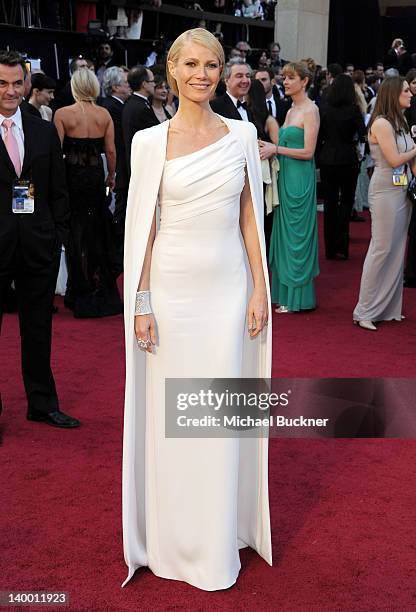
[2,22,416,594]
[2,33,416,406]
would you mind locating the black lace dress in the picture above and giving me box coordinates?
[63,137,122,318]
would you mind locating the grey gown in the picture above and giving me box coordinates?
[354,129,413,322]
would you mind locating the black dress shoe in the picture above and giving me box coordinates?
[27,409,80,428]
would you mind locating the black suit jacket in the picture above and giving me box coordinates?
[317,104,366,166]
[210,93,254,123]
[385,48,399,70]
[0,112,69,272]
[20,99,42,119]
[270,88,291,127]
[122,94,159,174]
[101,95,128,190]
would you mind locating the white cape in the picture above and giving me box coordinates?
[122,116,273,585]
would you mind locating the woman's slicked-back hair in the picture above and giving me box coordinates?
[368,76,409,133]
[71,67,100,102]
[282,61,313,91]
[166,28,225,95]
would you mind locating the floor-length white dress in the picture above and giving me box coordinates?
[122,118,272,591]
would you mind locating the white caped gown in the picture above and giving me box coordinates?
[122,117,272,591]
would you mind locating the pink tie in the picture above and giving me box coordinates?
[2,119,21,176]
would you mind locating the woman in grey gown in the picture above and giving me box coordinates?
[353,76,416,330]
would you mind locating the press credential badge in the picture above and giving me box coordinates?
[12,180,35,213]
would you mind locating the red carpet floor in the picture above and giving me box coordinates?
[274,210,416,377]
[2,212,416,611]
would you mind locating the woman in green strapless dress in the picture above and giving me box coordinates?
[268,61,320,312]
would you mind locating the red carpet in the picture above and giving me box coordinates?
[273,210,416,377]
[2,211,416,610]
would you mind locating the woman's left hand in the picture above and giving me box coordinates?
[258,140,278,160]
[106,173,116,190]
[247,288,268,337]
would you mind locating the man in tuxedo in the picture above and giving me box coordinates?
[101,66,131,275]
[122,65,159,176]
[0,51,79,428]
[254,68,290,127]
[210,59,254,122]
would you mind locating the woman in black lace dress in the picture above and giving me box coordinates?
[54,68,122,318]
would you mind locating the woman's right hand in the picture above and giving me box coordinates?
[135,314,157,353]
[258,140,278,160]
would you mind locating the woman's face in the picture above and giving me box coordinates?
[153,81,168,102]
[168,41,221,103]
[399,80,413,109]
[283,71,308,97]
[409,77,416,96]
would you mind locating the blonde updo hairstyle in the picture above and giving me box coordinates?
[166,28,225,96]
[282,60,314,91]
[71,67,100,102]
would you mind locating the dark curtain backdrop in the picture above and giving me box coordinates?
[383,8,416,57]
[328,0,383,69]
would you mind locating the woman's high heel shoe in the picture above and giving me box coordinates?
[275,305,290,314]
[353,320,377,331]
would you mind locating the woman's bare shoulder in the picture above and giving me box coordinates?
[54,104,77,118]
[304,99,319,117]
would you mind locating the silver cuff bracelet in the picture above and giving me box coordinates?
[135,290,152,315]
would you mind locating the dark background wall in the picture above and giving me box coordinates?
[328,0,416,69]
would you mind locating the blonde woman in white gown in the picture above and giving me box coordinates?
[122,29,272,591]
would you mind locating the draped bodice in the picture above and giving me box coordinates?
[279,125,305,149]
[158,132,246,228]
[63,136,104,167]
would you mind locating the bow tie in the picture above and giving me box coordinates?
[237,100,247,110]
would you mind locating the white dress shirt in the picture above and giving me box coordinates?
[133,92,149,103]
[111,95,125,105]
[226,91,249,122]
[266,94,277,118]
[0,106,25,167]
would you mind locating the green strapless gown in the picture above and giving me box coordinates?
[269,126,319,311]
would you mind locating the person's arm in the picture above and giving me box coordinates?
[239,170,268,337]
[134,210,157,352]
[276,104,320,160]
[371,118,416,167]
[53,109,65,145]
[258,116,279,160]
[103,112,116,189]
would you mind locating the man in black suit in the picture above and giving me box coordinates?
[210,59,254,122]
[122,65,159,176]
[269,42,287,69]
[254,68,290,127]
[0,51,79,428]
[96,42,119,96]
[385,38,404,71]
[101,66,131,274]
